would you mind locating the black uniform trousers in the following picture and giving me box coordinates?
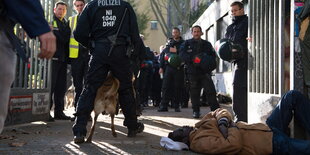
[71,54,90,108]
[138,66,153,106]
[189,73,219,112]
[73,43,137,136]
[232,67,248,122]
[50,60,67,116]
[160,66,184,109]
[151,66,162,105]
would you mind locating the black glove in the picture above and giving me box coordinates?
[218,124,228,139]
[218,117,229,139]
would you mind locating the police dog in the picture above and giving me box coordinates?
[65,85,75,109]
[86,73,120,143]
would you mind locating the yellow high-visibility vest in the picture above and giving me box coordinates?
[68,15,79,58]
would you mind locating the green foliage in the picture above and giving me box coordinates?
[189,3,207,26]
[126,0,150,35]
[189,1,211,26]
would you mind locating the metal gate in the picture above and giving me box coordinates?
[247,0,286,123]
[5,0,55,126]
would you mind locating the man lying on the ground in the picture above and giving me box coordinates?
[168,90,310,155]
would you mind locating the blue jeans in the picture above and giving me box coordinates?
[266,90,310,155]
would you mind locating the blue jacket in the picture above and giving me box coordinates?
[4,0,50,38]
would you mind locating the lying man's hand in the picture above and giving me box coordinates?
[218,124,228,139]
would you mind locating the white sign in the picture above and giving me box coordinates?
[32,93,49,115]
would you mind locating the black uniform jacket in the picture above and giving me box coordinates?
[159,38,184,69]
[225,15,248,86]
[73,0,143,56]
[52,15,71,62]
[180,38,216,75]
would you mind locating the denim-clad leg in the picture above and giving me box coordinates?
[267,90,310,155]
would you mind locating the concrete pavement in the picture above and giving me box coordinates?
[0,104,232,155]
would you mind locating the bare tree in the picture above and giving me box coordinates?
[149,0,170,38]
[150,0,213,38]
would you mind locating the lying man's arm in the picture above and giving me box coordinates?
[189,109,242,155]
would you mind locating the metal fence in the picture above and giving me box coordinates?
[248,0,285,95]
[12,0,78,89]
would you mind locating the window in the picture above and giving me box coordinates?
[150,20,158,30]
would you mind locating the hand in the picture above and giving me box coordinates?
[218,124,228,139]
[38,31,56,59]
[246,37,253,42]
[159,68,163,74]
[169,46,177,53]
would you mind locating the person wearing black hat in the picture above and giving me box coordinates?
[224,1,248,122]
[180,25,219,118]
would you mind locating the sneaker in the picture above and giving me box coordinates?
[127,122,144,137]
[73,133,85,144]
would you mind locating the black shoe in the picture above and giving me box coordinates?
[48,114,55,122]
[193,112,200,118]
[54,113,71,120]
[157,107,168,112]
[73,133,85,144]
[175,107,181,112]
[127,122,144,137]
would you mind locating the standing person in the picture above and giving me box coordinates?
[50,1,71,120]
[0,0,56,133]
[151,50,162,107]
[168,90,310,155]
[68,0,90,112]
[225,1,248,122]
[158,27,185,112]
[138,46,154,108]
[180,25,219,118]
[72,0,145,143]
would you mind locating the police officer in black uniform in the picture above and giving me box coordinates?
[51,1,71,120]
[180,25,220,118]
[138,46,154,107]
[158,27,185,112]
[225,1,248,122]
[151,51,162,107]
[72,0,144,143]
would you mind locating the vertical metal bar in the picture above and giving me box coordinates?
[255,0,260,93]
[248,0,253,92]
[23,36,28,88]
[269,0,274,94]
[264,0,269,93]
[34,39,39,89]
[259,0,264,93]
[274,0,279,94]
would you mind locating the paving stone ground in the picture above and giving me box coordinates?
[0,104,232,155]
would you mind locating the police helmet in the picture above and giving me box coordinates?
[168,53,183,68]
[192,53,204,67]
[193,53,216,72]
[214,39,233,62]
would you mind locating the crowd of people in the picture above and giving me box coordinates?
[0,0,250,142]
[1,1,309,154]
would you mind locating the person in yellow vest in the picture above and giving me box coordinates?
[50,1,71,121]
[68,0,90,116]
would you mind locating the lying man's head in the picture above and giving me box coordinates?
[168,126,194,146]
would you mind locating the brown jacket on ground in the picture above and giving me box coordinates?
[189,108,273,155]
